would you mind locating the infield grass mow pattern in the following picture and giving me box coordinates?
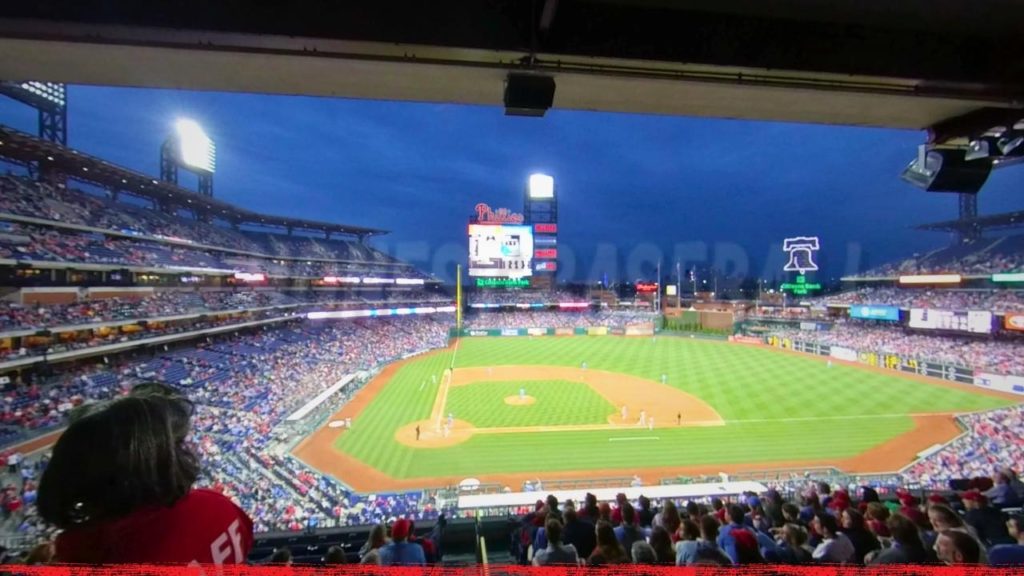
[332,336,1014,480]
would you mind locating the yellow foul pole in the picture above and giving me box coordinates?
[456,264,463,330]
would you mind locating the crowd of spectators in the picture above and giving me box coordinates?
[463,310,659,330]
[904,405,1024,491]
[767,323,1024,375]
[0,176,403,264]
[0,289,453,362]
[516,477,1024,567]
[815,288,1024,313]
[0,289,449,333]
[467,290,589,306]
[0,219,421,280]
[0,314,454,540]
[851,235,1024,278]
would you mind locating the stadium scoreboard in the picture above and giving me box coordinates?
[909,308,993,334]
[468,223,533,278]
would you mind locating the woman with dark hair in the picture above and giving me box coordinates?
[841,508,880,564]
[582,493,600,523]
[648,526,675,565]
[36,393,253,564]
[324,545,347,564]
[655,500,682,540]
[811,512,855,564]
[588,521,628,566]
[674,519,702,565]
[269,547,293,566]
[637,496,654,528]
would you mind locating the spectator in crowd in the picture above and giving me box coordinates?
[588,521,627,566]
[630,541,657,565]
[636,495,654,528]
[717,504,750,563]
[613,502,645,559]
[674,519,702,565]
[269,547,293,566]
[648,526,675,565]
[653,499,681,540]
[989,514,1024,566]
[811,512,856,564]
[869,513,935,565]
[864,502,891,538]
[732,529,766,565]
[36,393,254,564]
[962,490,1014,546]
[359,524,387,565]
[775,523,813,564]
[379,519,425,566]
[986,471,1024,508]
[323,545,347,564]
[581,493,600,523]
[927,503,987,562]
[935,530,983,565]
[562,507,596,559]
[532,517,579,566]
[841,508,880,564]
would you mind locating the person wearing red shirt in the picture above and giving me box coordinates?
[37,386,253,565]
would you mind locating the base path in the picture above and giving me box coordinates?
[394,366,724,448]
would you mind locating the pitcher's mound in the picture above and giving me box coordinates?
[504,395,536,406]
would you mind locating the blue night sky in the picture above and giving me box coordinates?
[2,85,1022,284]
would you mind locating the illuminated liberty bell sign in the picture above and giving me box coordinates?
[780,236,822,296]
[782,236,820,275]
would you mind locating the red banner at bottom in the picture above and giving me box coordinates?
[6,565,1022,576]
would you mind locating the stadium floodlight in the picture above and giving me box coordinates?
[174,119,216,173]
[900,145,991,194]
[998,135,1023,155]
[964,139,991,161]
[528,173,555,199]
[17,81,65,107]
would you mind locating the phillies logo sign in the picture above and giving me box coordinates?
[475,203,524,224]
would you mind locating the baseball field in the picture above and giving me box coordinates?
[293,336,1020,492]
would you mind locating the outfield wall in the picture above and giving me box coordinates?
[452,323,655,337]
[763,335,1024,395]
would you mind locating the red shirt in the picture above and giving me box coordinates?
[56,489,253,565]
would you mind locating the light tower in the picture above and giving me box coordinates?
[161,119,216,197]
[523,173,558,288]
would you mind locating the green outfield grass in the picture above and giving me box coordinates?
[445,380,613,427]
[330,336,1016,482]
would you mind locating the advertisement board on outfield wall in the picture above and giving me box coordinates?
[1005,313,1024,332]
[625,324,655,336]
[768,338,977,384]
[458,327,623,337]
[849,305,900,322]
[973,372,1024,395]
[830,346,858,362]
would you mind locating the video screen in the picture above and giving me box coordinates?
[468,224,533,277]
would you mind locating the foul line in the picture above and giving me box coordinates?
[609,436,660,442]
